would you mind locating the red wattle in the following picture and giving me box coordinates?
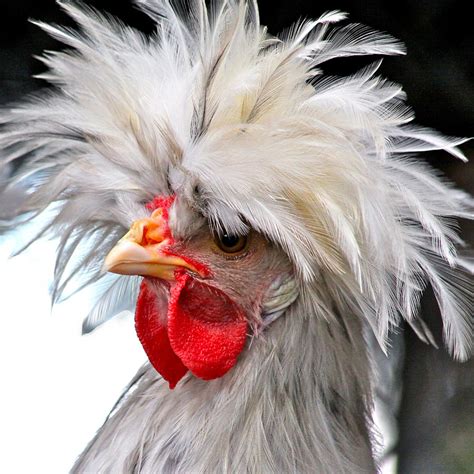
[135,194,247,388]
[168,272,248,381]
[135,280,188,389]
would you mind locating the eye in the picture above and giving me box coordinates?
[214,232,248,254]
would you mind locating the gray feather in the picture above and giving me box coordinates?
[82,274,141,334]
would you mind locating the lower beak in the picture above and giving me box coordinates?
[103,215,199,281]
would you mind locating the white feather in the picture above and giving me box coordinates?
[0,0,471,356]
[82,273,141,334]
[0,1,472,470]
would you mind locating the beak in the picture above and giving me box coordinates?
[103,208,199,281]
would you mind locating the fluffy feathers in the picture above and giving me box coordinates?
[1,1,473,471]
[1,0,471,358]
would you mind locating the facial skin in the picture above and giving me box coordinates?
[164,209,295,331]
[104,194,295,326]
[104,195,296,385]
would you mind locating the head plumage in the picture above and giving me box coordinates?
[0,0,472,358]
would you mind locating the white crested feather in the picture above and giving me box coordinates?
[0,0,472,363]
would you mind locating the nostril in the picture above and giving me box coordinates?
[145,223,166,245]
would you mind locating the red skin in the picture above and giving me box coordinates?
[135,196,248,389]
[135,280,188,389]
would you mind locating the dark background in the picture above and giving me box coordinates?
[1,1,472,472]
[1,0,473,134]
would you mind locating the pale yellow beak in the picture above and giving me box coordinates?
[103,208,199,281]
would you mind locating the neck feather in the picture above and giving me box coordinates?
[73,299,376,473]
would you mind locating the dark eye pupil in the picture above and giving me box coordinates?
[214,231,248,254]
[221,233,239,248]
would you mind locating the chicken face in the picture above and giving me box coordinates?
[104,194,295,388]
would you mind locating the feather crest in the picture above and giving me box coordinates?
[0,0,472,359]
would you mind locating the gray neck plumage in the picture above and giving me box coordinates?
[72,296,376,474]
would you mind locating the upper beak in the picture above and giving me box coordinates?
[103,208,199,281]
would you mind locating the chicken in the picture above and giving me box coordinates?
[0,0,472,472]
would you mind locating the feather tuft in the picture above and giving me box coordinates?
[0,0,472,360]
